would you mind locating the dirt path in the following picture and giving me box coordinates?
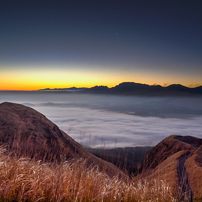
[178,154,193,202]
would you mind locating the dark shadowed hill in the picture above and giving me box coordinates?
[86,146,152,176]
[136,135,202,201]
[0,102,124,178]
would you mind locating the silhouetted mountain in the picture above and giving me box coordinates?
[110,82,202,96]
[0,102,124,177]
[192,86,202,95]
[137,135,202,201]
[85,85,109,93]
[39,82,202,96]
[111,82,150,93]
[166,84,189,91]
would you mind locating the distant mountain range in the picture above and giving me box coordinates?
[39,82,202,96]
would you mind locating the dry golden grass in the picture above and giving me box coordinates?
[185,147,202,200]
[0,146,174,202]
[135,150,191,201]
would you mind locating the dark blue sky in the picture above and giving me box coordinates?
[1,0,202,90]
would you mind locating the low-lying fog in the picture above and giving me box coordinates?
[1,91,202,147]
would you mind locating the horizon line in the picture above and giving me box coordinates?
[0,81,202,91]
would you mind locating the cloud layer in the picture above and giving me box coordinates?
[34,106,202,148]
[1,92,202,148]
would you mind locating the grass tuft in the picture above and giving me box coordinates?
[0,146,174,202]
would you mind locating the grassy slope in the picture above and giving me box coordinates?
[0,102,125,178]
[0,147,173,202]
[185,146,202,200]
[135,151,185,198]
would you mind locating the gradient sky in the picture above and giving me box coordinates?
[0,0,202,90]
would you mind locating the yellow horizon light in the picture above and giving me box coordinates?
[0,69,122,91]
[0,65,202,90]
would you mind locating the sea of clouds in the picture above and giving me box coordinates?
[1,91,202,147]
[34,106,202,147]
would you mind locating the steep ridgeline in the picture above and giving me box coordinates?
[136,135,202,201]
[0,102,124,178]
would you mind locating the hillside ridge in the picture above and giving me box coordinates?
[137,134,202,201]
[0,102,124,178]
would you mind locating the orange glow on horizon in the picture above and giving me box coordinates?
[1,79,201,91]
[0,69,123,91]
[1,66,201,91]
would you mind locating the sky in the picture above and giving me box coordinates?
[0,0,202,90]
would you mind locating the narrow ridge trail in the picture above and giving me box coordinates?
[178,154,193,202]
